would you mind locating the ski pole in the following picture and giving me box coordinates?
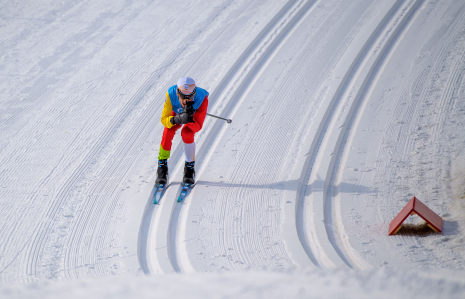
[207,113,232,124]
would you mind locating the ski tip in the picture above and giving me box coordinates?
[153,183,166,204]
[177,184,192,202]
[153,193,161,204]
[177,193,186,202]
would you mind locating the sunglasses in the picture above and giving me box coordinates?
[177,87,196,100]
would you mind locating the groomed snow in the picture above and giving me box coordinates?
[1,0,465,297]
[2,269,465,299]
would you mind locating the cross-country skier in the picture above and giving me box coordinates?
[155,77,209,185]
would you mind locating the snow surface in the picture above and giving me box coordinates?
[1,0,465,297]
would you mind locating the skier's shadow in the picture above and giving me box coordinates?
[195,179,376,194]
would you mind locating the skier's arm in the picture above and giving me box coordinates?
[160,92,175,128]
[186,97,208,133]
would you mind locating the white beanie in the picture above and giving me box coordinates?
[177,77,196,95]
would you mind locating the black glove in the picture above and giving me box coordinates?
[185,102,195,123]
[186,110,195,123]
[170,112,191,125]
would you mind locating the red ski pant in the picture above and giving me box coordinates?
[159,112,197,160]
[161,123,196,149]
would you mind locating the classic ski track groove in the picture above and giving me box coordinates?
[333,0,426,268]
[165,0,395,272]
[61,1,242,278]
[179,0,403,272]
[9,0,248,280]
[145,0,320,274]
[170,0,381,273]
[287,1,401,269]
[221,0,364,271]
[296,1,404,269]
[375,3,465,256]
[61,1,258,278]
[186,0,322,272]
[299,0,425,269]
[137,1,268,274]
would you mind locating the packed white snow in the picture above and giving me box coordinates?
[2,269,465,299]
[1,0,465,297]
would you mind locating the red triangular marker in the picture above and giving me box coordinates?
[388,197,442,235]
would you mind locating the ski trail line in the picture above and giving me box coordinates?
[328,0,425,270]
[292,0,402,270]
[144,0,320,274]
[188,0,321,272]
[302,0,425,270]
[17,0,234,279]
[137,1,261,274]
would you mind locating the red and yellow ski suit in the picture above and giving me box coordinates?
[158,90,208,160]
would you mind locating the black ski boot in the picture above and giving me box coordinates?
[155,159,168,185]
[183,161,195,184]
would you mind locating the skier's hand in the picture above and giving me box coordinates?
[185,103,195,123]
[171,112,191,125]
[187,110,195,123]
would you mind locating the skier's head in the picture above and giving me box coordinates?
[177,77,196,99]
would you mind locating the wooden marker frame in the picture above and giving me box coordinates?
[389,197,442,235]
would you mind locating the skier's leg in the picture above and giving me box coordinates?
[183,142,195,162]
[181,125,196,183]
[181,125,196,161]
[156,121,181,184]
[158,123,181,160]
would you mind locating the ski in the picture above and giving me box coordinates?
[153,183,166,204]
[177,183,194,202]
